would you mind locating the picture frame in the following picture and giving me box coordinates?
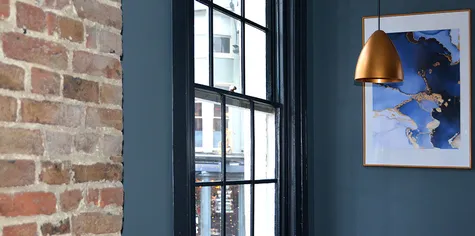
[362,10,472,168]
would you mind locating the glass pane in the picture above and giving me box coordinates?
[245,0,266,26]
[254,184,275,235]
[226,99,251,181]
[214,0,241,15]
[196,186,222,236]
[226,185,251,236]
[195,98,223,183]
[214,10,242,93]
[255,107,275,180]
[245,25,267,99]
[195,1,209,85]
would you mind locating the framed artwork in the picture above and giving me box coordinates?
[362,10,472,168]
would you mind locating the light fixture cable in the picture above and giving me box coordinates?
[378,0,381,30]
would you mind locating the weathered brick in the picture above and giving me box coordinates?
[31,67,61,95]
[45,131,72,155]
[74,132,98,153]
[47,13,84,42]
[41,219,70,235]
[0,0,9,19]
[73,51,122,80]
[73,163,122,183]
[43,0,69,9]
[0,62,24,91]
[2,33,68,69]
[100,187,123,207]
[21,99,82,127]
[0,128,43,155]
[103,134,122,157]
[72,0,121,29]
[0,192,56,217]
[0,160,35,187]
[110,155,122,163]
[100,83,122,105]
[40,161,71,185]
[0,95,16,121]
[3,223,37,236]
[86,107,122,130]
[86,188,99,205]
[16,2,45,32]
[98,30,122,55]
[60,189,82,211]
[85,26,97,48]
[72,212,122,234]
[63,75,99,103]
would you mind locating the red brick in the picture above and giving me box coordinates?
[60,189,82,211]
[63,75,99,103]
[86,189,99,205]
[16,2,45,32]
[2,33,68,69]
[73,163,122,183]
[3,223,37,236]
[98,30,122,56]
[74,132,99,153]
[0,95,16,121]
[73,0,121,29]
[86,107,122,130]
[100,83,122,105]
[0,128,43,155]
[100,187,123,207]
[47,13,84,42]
[40,161,71,185]
[21,99,82,127]
[0,192,56,217]
[31,67,61,95]
[73,51,122,80]
[0,0,9,19]
[43,0,69,9]
[85,26,97,48]
[72,212,122,234]
[0,160,35,187]
[41,219,70,235]
[0,62,24,91]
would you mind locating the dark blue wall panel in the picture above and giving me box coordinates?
[307,0,475,235]
[122,0,173,235]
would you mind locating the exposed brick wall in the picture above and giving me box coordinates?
[0,0,123,235]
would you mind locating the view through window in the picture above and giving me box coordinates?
[193,0,278,235]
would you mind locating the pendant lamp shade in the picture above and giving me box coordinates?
[355,30,404,83]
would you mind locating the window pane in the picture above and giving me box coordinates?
[226,185,251,235]
[196,186,222,236]
[254,184,275,235]
[214,10,242,93]
[214,0,241,15]
[195,98,223,183]
[195,1,209,85]
[226,99,251,181]
[245,25,267,99]
[255,107,275,180]
[245,0,266,26]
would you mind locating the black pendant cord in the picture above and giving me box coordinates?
[378,0,381,30]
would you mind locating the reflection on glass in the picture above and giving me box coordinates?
[245,0,266,26]
[214,0,241,15]
[226,100,251,181]
[226,185,251,236]
[196,186,222,236]
[195,1,209,85]
[245,25,267,99]
[254,184,275,235]
[255,108,275,180]
[195,98,223,183]
[214,10,242,93]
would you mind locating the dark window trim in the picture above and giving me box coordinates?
[172,0,307,235]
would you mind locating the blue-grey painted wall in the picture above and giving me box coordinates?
[122,0,173,235]
[307,0,474,235]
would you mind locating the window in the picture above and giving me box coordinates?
[213,36,231,53]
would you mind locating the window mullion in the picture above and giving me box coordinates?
[220,94,227,235]
[241,0,246,95]
[250,100,255,236]
[208,4,214,87]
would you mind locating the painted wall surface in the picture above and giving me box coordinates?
[307,0,475,236]
[122,0,173,235]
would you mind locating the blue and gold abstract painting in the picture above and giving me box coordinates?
[372,29,460,149]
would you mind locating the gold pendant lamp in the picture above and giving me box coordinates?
[354,0,404,83]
